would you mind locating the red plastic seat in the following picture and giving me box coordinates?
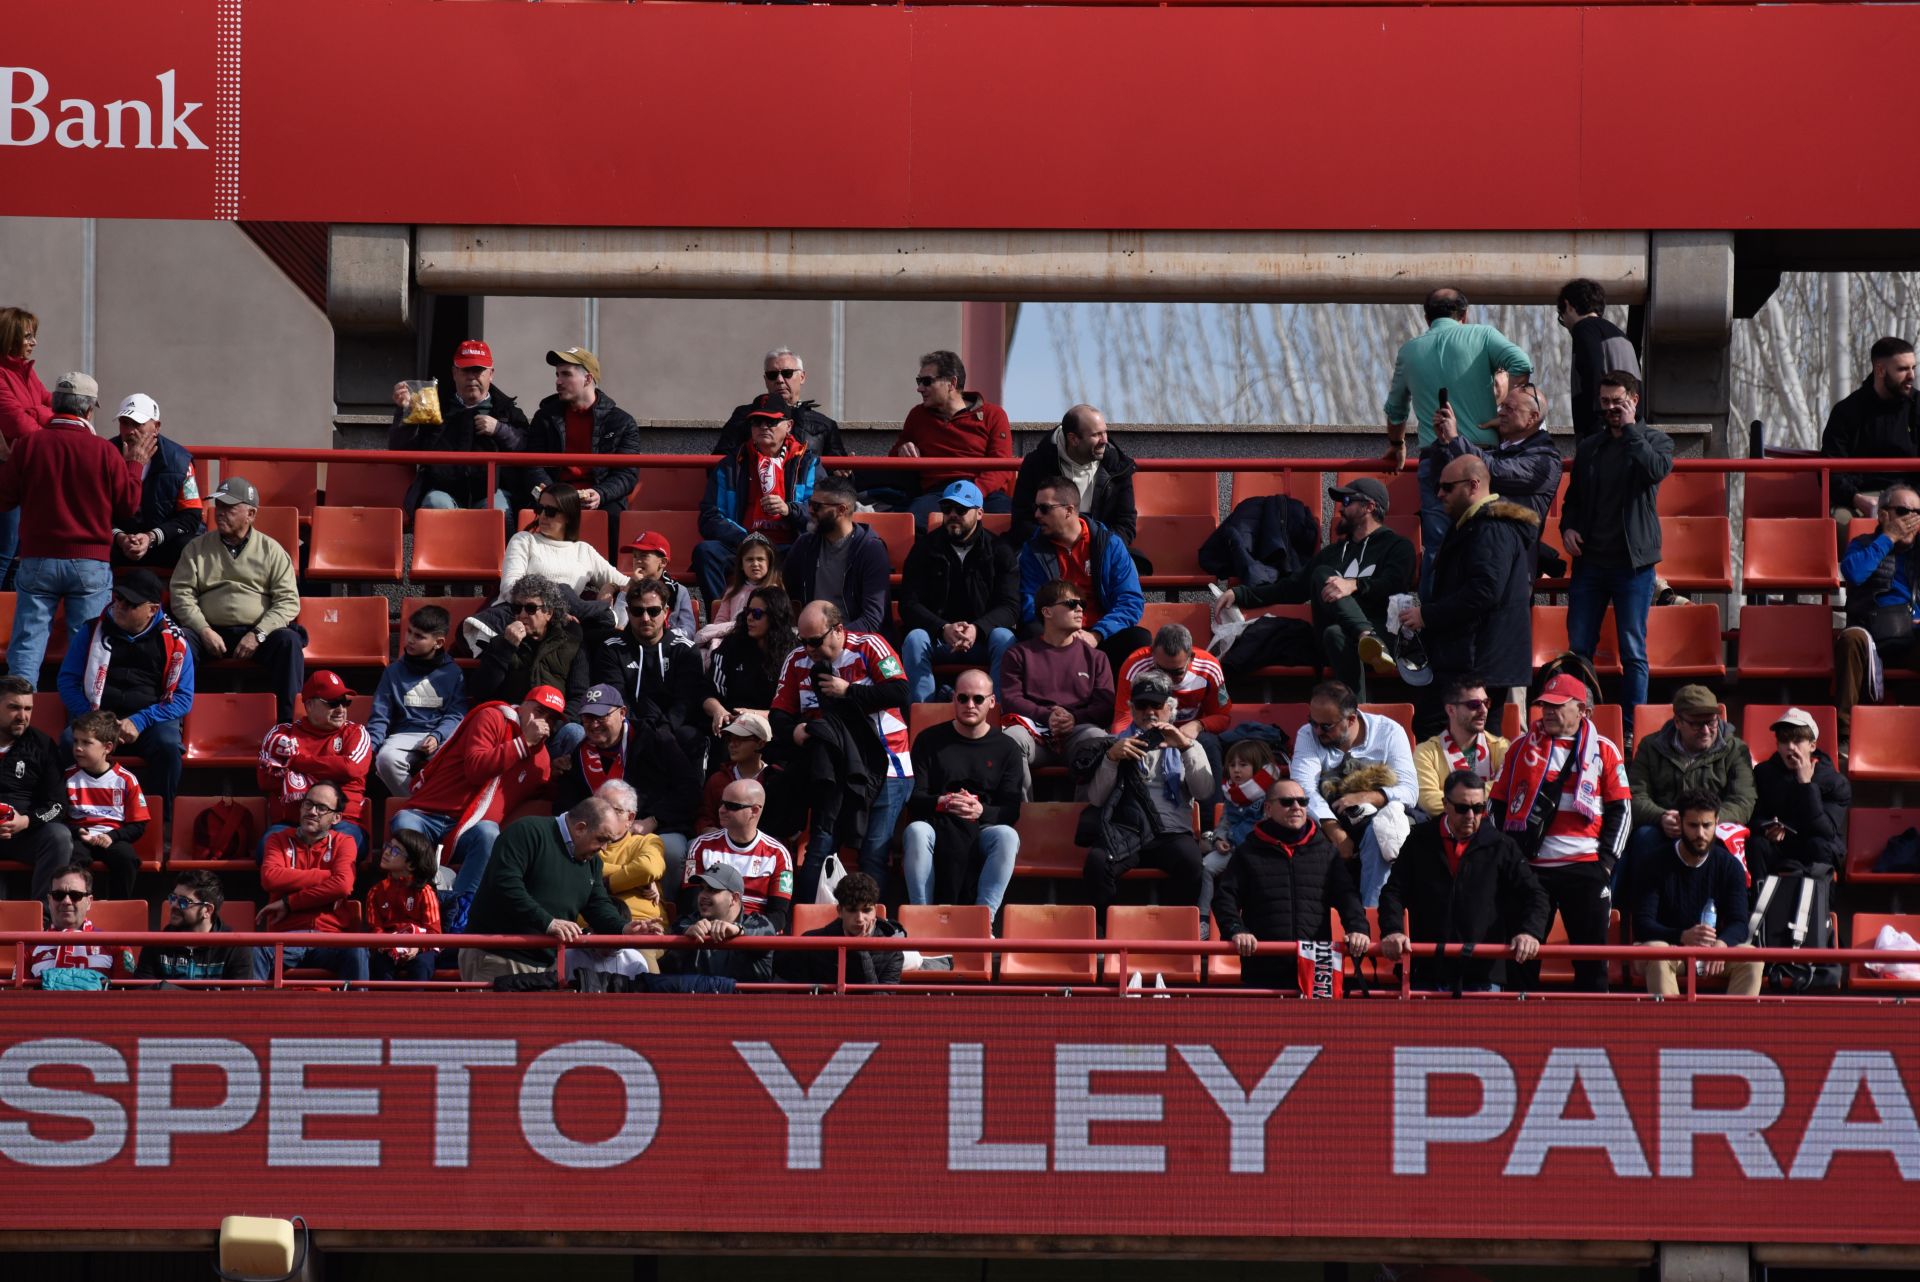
[1011,802,1086,878]
[1139,601,1212,650]
[219,900,259,933]
[1656,472,1727,517]
[216,459,318,518]
[615,510,702,579]
[1740,704,1838,766]
[1657,516,1733,592]
[0,901,41,980]
[1645,603,1725,677]
[897,904,992,982]
[1848,706,1920,782]
[1845,808,1920,885]
[633,464,715,512]
[789,902,839,936]
[1204,915,1241,986]
[306,506,405,582]
[1134,470,1218,518]
[87,900,150,978]
[1360,702,1415,743]
[410,509,506,582]
[1848,912,1920,991]
[300,596,391,668]
[999,903,1096,986]
[1103,905,1202,984]
[1532,605,1621,675]
[1736,605,1835,679]
[323,460,415,509]
[1132,515,1217,588]
[859,513,916,577]
[1744,471,1825,520]
[1742,518,1840,592]
[183,694,276,768]
[515,508,610,557]
[172,796,267,870]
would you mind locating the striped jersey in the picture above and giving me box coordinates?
[684,828,794,913]
[772,631,912,776]
[64,763,150,838]
[1492,733,1631,866]
[1111,646,1232,733]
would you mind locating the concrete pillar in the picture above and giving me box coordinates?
[1644,231,1735,453]
[961,301,1007,406]
[327,223,416,429]
[1658,1242,1749,1282]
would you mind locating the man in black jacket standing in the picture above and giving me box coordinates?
[389,339,529,513]
[1401,454,1538,737]
[1556,279,1640,440]
[713,347,849,467]
[899,481,1021,702]
[520,347,642,515]
[1211,778,1369,993]
[1822,337,1920,529]
[1010,404,1139,549]
[1559,371,1673,744]
[1379,769,1547,991]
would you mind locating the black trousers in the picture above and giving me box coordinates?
[86,838,140,901]
[20,821,76,901]
[1083,831,1203,926]
[1520,860,1612,993]
[190,623,308,724]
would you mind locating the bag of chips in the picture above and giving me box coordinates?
[403,379,442,426]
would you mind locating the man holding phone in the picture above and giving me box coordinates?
[1079,672,1210,928]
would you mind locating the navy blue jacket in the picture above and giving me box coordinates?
[117,433,204,564]
[783,521,892,635]
[1632,840,1752,947]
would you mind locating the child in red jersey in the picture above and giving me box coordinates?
[366,829,441,982]
[64,710,148,900]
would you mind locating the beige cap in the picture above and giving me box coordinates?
[546,346,602,381]
[55,371,99,399]
[725,711,773,743]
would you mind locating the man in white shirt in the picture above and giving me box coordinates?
[1287,680,1418,908]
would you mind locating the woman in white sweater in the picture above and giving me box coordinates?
[463,482,629,652]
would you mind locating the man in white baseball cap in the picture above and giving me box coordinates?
[111,393,204,569]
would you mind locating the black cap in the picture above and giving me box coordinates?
[1329,477,1391,514]
[112,570,166,606]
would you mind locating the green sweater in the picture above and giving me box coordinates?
[1383,317,1534,448]
[170,527,301,635]
[466,814,627,964]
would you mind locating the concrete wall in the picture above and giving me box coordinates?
[0,218,333,446]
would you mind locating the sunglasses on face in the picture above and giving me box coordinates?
[1033,502,1069,515]
[939,504,971,518]
[764,369,801,381]
[1270,796,1309,808]
[800,633,832,649]
[1310,717,1345,734]
[48,889,90,902]
[718,800,759,813]
[1436,478,1471,495]
[1888,505,1920,518]
[915,376,939,388]
[955,693,989,706]
[742,607,768,620]
[1047,599,1085,611]
[312,697,352,710]
[1448,801,1490,815]
[537,504,564,517]
[1448,698,1490,712]
[634,605,666,619]
[513,601,547,616]
[166,894,208,910]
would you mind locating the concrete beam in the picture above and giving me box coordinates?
[1658,1242,1748,1282]
[414,227,1649,304]
[1644,231,1735,444]
[327,224,413,332]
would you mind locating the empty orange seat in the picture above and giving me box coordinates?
[183,694,276,768]
[1204,915,1241,986]
[633,464,715,511]
[87,900,149,978]
[896,904,993,982]
[516,508,610,557]
[1532,605,1618,675]
[217,459,318,518]
[999,903,1096,986]
[1657,516,1733,592]
[1132,515,1217,585]
[1849,706,1920,782]
[410,509,506,582]
[0,901,41,979]
[1743,518,1840,592]
[300,596,391,668]
[1741,704,1838,766]
[1012,802,1085,878]
[1227,702,1307,736]
[1139,601,1212,650]
[307,506,404,582]
[323,461,415,509]
[1848,912,1920,991]
[1736,605,1835,679]
[789,902,839,935]
[1103,905,1202,984]
[615,510,702,578]
[1134,470,1219,518]
[1656,471,1727,517]
[858,513,916,576]
[1845,808,1920,885]
[1744,471,1825,520]
[1360,702,1415,743]
[1645,603,1725,678]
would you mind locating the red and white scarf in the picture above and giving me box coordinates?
[1500,721,1603,836]
[1226,764,1283,808]
[577,720,629,795]
[1440,729,1491,781]
[81,613,188,711]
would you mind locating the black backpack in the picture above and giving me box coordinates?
[1747,872,1842,993]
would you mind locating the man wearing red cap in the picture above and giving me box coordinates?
[696,401,819,602]
[624,531,696,637]
[1489,672,1631,992]
[390,338,529,513]
[257,670,373,859]
[392,685,564,922]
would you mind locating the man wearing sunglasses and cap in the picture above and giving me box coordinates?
[712,346,848,467]
[899,479,1021,704]
[258,670,372,859]
[1379,768,1548,992]
[109,393,204,569]
[54,569,193,809]
[390,338,528,514]
[696,400,820,603]
[520,347,642,515]
[623,530,697,638]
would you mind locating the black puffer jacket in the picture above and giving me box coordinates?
[1211,818,1367,946]
[1421,497,1539,688]
[899,523,1021,637]
[513,391,643,513]
[389,383,529,512]
[1010,433,1139,545]
[1377,818,1549,990]
[1747,750,1850,876]
[776,917,909,986]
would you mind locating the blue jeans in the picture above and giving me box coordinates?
[900,627,1016,703]
[901,820,1019,913]
[549,721,585,762]
[0,507,19,589]
[392,810,502,898]
[1566,559,1656,733]
[11,557,111,688]
[419,489,509,512]
[799,774,913,902]
[250,940,368,982]
[1415,456,1450,597]
[1357,823,1391,909]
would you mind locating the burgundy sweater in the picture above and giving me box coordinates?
[999,636,1115,727]
[0,417,141,560]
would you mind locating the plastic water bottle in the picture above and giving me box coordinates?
[1700,902,1717,930]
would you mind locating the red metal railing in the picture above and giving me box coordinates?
[7,928,1908,1002]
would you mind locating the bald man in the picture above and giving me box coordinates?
[683,774,795,932]
[1400,453,1540,737]
[1011,402,1140,548]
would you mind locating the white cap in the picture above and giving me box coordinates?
[116,393,160,424]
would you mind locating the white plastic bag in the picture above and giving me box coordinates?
[1865,923,1920,980]
[814,850,848,905]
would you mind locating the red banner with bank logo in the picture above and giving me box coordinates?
[0,995,1915,1242]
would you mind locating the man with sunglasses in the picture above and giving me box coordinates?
[1412,675,1509,821]
[1837,481,1920,737]
[903,670,1023,914]
[1380,770,1546,992]
[135,869,248,983]
[389,337,527,513]
[591,578,707,764]
[890,349,1015,528]
[696,401,820,603]
[1286,680,1418,908]
[712,347,848,467]
[1210,782,1370,993]
[1111,622,1231,789]
[1017,477,1148,673]
[899,480,1020,703]
[783,475,891,635]
[258,670,372,859]
[683,777,793,933]
[552,682,701,896]
[772,600,913,903]
[251,780,366,983]
[999,578,1115,797]
[1621,684,1754,901]
[32,862,131,985]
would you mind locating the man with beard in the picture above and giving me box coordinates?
[1411,675,1509,820]
[1823,337,1920,530]
[1632,791,1762,997]
[1010,404,1139,549]
[134,869,248,983]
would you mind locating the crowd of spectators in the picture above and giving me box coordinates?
[0,285,1911,997]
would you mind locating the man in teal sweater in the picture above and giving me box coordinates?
[460,797,645,983]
